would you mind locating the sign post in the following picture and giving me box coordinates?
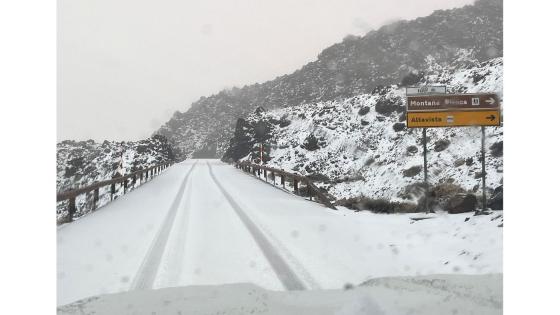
[406,86,447,213]
[422,127,429,212]
[480,126,487,214]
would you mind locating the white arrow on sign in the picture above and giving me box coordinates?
[485,97,495,105]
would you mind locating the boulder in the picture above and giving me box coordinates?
[375,97,405,116]
[393,122,406,132]
[406,145,418,155]
[403,165,422,177]
[446,193,477,214]
[279,119,291,128]
[358,106,370,115]
[488,185,503,210]
[431,183,466,207]
[490,141,503,157]
[434,139,450,152]
[454,158,465,167]
[303,134,321,151]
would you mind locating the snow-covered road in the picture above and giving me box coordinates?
[57,159,502,306]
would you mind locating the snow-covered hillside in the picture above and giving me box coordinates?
[224,57,503,211]
[56,135,175,221]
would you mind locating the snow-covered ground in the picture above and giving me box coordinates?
[58,159,502,308]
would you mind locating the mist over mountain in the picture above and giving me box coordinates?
[154,0,502,160]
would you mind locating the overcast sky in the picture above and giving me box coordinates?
[58,0,474,142]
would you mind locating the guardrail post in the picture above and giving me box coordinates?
[294,179,299,195]
[123,178,128,194]
[271,171,275,185]
[264,169,267,182]
[93,188,99,210]
[309,185,313,201]
[281,175,285,188]
[111,183,115,200]
[140,171,143,182]
[132,174,137,187]
[68,197,76,222]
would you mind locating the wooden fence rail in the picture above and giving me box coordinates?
[235,161,336,210]
[57,161,173,223]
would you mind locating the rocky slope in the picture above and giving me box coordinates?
[223,56,503,212]
[56,135,175,220]
[154,0,503,160]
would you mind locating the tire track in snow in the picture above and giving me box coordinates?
[131,161,197,290]
[207,161,307,291]
[156,167,194,288]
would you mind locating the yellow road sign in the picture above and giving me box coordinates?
[407,110,501,128]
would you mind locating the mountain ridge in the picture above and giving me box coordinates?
[153,0,503,160]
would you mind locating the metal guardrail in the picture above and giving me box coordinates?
[57,161,173,223]
[235,161,336,210]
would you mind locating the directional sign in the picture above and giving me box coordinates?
[407,93,499,112]
[407,110,501,128]
[406,86,446,95]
